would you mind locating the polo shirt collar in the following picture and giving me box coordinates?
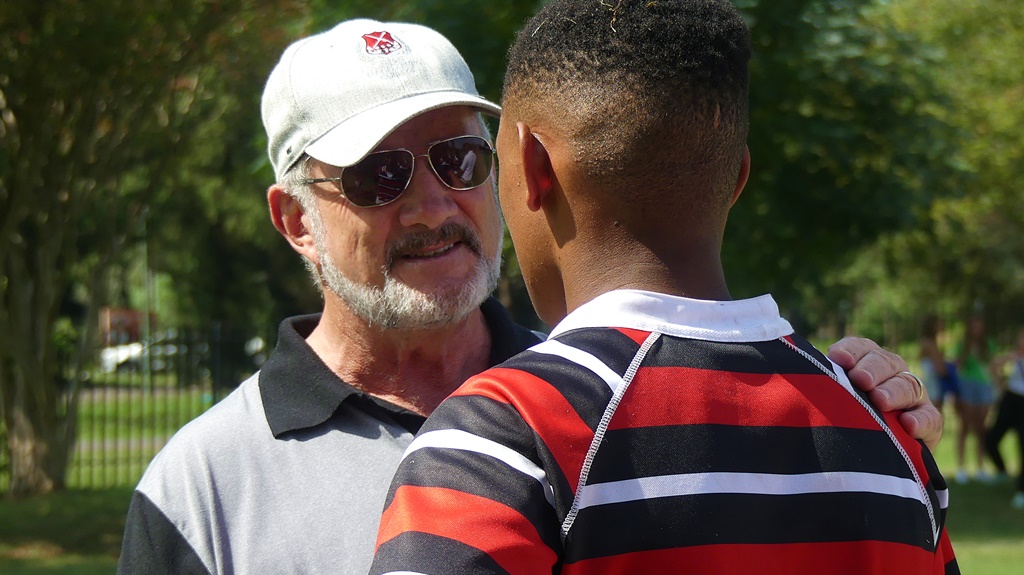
[259,314,353,438]
[258,298,542,438]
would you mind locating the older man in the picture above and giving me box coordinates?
[117,18,940,575]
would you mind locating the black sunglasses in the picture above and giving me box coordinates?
[300,135,495,208]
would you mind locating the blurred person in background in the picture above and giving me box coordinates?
[919,314,959,414]
[954,313,997,483]
[985,328,1024,509]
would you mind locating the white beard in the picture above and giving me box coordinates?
[317,225,501,330]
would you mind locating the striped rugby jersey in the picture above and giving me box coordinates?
[371,290,958,574]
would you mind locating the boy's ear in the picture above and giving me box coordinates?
[517,122,555,212]
[731,146,751,206]
[267,185,317,263]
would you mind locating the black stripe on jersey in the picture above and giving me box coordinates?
[550,327,643,376]
[784,333,886,419]
[919,443,949,527]
[587,424,917,483]
[498,351,615,431]
[946,557,961,575]
[396,394,576,527]
[384,443,563,554]
[371,531,510,575]
[563,490,936,563]
[786,332,832,367]
[498,327,644,430]
[643,337,825,375]
[920,446,947,492]
[784,333,949,531]
[418,394,546,451]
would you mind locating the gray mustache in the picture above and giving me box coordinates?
[386,223,482,267]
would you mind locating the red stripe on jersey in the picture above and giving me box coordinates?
[377,485,556,573]
[561,540,943,575]
[614,327,652,346]
[607,366,882,431]
[937,529,957,570]
[451,368,594,491]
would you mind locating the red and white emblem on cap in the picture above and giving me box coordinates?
[362,31,403,55]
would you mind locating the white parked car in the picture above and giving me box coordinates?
[98,329,207,374]
[99,341,144,373]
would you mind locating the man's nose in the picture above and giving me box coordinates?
[397,156,459,229]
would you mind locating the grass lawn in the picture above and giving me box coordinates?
[928,411,1024,574]
[0,487,132,575]
[944,481,1024,574]
[75,386,216,442]
[0,410,1021,573]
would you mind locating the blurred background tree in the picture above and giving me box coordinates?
[0,0,305,496]
[725,0,966,335]
[834,0,1024,340]
[1,0,1021,496]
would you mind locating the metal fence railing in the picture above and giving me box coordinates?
[0,326,271,492]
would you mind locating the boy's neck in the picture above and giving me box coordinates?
[561,236,731,317]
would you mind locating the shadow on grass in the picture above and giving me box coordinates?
[941,479,1024,575]
[945,480,1024,542]
[0,487,133,575]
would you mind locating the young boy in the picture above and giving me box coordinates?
[370,1,957,573]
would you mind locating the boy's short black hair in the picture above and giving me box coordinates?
[503,0,751,208]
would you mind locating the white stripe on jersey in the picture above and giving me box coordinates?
[577,471,929,510]
[404,429,554,505]
[530,339,624,393]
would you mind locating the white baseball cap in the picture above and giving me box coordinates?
[261,19,501,180]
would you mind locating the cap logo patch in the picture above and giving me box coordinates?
[362,31,403,55]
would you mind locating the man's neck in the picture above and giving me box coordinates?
[306,300,492,416]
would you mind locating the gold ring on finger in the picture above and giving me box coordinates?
[899,371,925,403]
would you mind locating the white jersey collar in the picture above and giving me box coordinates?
[548,289,794,343]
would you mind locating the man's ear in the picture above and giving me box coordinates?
[731,146,751,206]
[268,184,318,263]
[517,122,555,212]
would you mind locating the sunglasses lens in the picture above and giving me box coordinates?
[428,136,494,190]
[341,151,413,207]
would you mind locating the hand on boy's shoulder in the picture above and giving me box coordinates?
[828,336,943,450]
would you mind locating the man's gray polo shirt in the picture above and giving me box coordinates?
[117,298,541,575]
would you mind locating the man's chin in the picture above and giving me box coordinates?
[384,278,493,329]
[322,247,499,330]
[329,273,489,330]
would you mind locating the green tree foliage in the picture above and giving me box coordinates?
[724,0,963,326]
[138,4,319,334]
[0,0,301,496]
[837,0,1024,336]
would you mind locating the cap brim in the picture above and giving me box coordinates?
[304,91,501,168]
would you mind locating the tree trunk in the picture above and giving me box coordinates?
[0,353,70,496]
[0,206,73,496]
